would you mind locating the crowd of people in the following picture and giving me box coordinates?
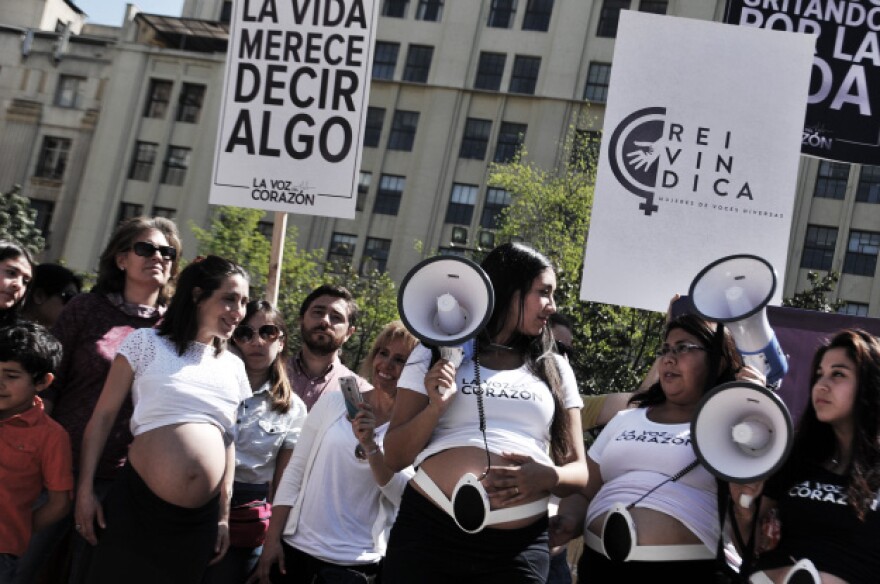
[0,221,878,584]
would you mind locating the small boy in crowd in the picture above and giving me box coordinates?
[0,322,72,584]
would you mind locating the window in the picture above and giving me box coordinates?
[403,45,433,83]
[801,225,838,271]
[219,0,233,23]
[481,187,511,228]
[494,122,527,163]
[374,175,405,215]
[357,171,371,212]
[382,0,408,17]
[509,55,540,94]
[445,184,478,225]
[814,160,850,200]
[438,246,467,257]
[416,0,443,20]
[459,118,492,160]
[328,233,357,272]
[570,130,601,171]
[522,0,553,31]
[361,238,392,274]
[839,302,869,317]
[35,136,71,180]
[372,42,400,80]
[28,199,54,238]
[364,107,385,147]
[257,221,273,239]
[129,141,158,181]
[843,230,880,276]
[144,79,173,118]
[638,0,667,13]
[487,0,517,28]
[117,203,144,225]
[161,146,191,186]
[55,75,84,108]
[475,52,506,91]
[856,165,880,204]
[177,83,206,123]
[387,110,419,151]
[151,206,176,219]
[584,62,611,103]
[597,0,630,38]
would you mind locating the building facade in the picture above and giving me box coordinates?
[0,0,877,315]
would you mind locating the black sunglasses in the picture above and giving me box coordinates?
[555,341,575,361]
[131,241,177,261]
[233,324,283,343]
[59,289,78,304]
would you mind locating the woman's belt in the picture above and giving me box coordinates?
[413,468,549,534]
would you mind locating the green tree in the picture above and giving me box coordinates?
[783,270,845,313]
[488,128,664,394]
[0,185,45,254]
[191,207,399,371]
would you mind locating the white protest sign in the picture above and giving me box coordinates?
[580,11,816,313]
[210,0,379,218]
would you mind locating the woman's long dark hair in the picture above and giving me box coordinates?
[234,300,295,413]
[158,256,249,355]
[792,329,880,520]
[480,243,572,464]
[630,314,743,408]
[0,240,35,327]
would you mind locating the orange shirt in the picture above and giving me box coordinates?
[0,395,73,557]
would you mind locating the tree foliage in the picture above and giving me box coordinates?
[783,271,845,313]
[191,207,400,371]
[0,185,45,254]
[488,128,665,394]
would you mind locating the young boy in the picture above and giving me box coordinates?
[0,322,72,583]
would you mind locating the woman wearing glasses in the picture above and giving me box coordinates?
[203,300,307,584]
[252,320,418,584]
[18,217,181,584]
[20,263,82,328]
[553,314,761,581]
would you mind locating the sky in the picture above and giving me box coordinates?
[74,0,185,26]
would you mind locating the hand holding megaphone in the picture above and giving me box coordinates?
[425,358,459,411]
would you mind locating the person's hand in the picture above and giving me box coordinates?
[735,364,767,387]
[351,401,377,446]
[485,452,555,507]
[549,513,579,549]
[424,359,457,415]
[248,535,285,584]
[208,521,230,566]
[74,489,105,546]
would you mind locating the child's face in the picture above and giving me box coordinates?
[0,361,50,420]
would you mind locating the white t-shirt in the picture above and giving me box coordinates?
[587,407,719,549]
[397,344,581,467]
[117,328,251,439]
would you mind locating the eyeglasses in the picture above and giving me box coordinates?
[131,241,177,261]
[59,289,78,304]
[233,324,283,344]
[555,341,575,361]
[656,342,706,359]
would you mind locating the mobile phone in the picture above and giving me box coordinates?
[340,376,363,419]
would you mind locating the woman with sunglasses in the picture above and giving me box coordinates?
[552,314,761,581]
[76,255,252,583]
[381,243,588,584]
[16,217,181,584]
[203,300,308,584]
[252,320,418,584]
[0,240,35,328]
[20,263,82,328]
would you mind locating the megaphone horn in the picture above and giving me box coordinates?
[691,381,793,484]
[688,254,788,386]
[398,255,494,348]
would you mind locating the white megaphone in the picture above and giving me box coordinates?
[691,381,793,483]
[689,254,788,386]
[398,255,494,367]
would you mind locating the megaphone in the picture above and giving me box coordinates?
[398,256,494,364]
[689,254,788,386]
[691,381,793,483]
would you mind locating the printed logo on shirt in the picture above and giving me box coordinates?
[459,377,544,402]
[614,429,691,446]
[788,480,880,511]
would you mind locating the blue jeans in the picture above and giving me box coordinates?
[546,550,572,584]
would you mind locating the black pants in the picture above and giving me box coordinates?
[270,543,380,584]
[87,462,219,584]
[382,485,550,584]
[577,544,718,582]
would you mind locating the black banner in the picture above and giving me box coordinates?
[725,0,880,165]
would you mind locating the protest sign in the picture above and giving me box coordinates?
[210,0,379,218]
[725,0,880,165]
[580,11,815,312]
